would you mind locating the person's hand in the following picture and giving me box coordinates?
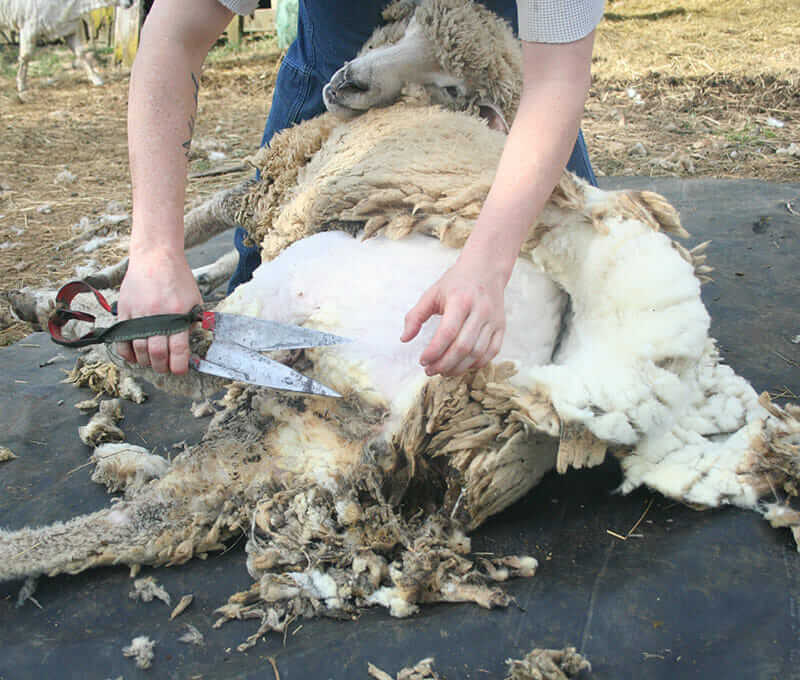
[400,254,507,377]
[115,249,202,375]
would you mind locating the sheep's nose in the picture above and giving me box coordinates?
[329,64,369,96]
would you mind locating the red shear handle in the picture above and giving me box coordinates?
[48,281,116,346]
[48,280,202,348]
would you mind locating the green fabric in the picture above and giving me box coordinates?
[276,0,298,49]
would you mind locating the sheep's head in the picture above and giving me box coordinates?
[323,0,522,132]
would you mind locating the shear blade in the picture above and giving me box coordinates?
[195,341,342,398]
[210,312,351,352]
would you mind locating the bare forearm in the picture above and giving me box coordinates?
[118,0,233,375]
[128,51,199,255]
[459,33,596,282]
[127,0,232,259]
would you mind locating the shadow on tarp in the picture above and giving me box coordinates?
[0,178,798,679]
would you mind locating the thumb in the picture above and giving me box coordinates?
[400,287,440,343]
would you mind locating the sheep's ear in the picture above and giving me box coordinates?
[478,101,510,134]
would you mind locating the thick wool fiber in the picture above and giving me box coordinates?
[91,443,169,495]
[79,398,124,446]
[505,647,592,680]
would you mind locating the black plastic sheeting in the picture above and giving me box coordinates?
[1,178,798,679]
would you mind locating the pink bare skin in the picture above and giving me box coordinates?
[116,0,232,374]
[401,33,596,376]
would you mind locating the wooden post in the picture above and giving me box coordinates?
[113,0,144,67]
[226,15,244,46]
[87,8,115,48]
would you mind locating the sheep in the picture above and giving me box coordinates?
[1,0,134,94]
[1,0,799,651]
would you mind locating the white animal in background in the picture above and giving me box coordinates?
[0,0,134,93]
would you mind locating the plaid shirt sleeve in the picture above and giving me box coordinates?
[217,0,260,15]
[517,0,605,43]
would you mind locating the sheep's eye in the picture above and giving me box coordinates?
[444,86,460,98]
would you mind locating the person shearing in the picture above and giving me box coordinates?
[116,0,604,377]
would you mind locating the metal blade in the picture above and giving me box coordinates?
[209,312,351,352]
[191,341,342,398]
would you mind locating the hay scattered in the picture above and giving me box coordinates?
[0,446,18,462]
[170,594,194,620]
[368,658,441,679]
[63,355,147,403]
[78,398,124,446]
[505,646,591,680]
[594,0,799,81]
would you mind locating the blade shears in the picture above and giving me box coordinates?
[47,280,348,398]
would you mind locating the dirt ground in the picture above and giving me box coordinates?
[0,0,798,346]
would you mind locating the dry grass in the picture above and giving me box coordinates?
[0,0,798,346]
[587,0,799,178]
[595,0,799,80]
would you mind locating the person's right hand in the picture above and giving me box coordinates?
[115,249,203,375]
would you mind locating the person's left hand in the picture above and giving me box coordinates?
[400,255,507,376]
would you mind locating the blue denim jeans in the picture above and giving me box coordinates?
[229,0,597,292]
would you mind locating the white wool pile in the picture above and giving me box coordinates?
[122,635,155,669]
[616,340,767,508]
[526,203,710,445]
[129,576,171,606]
[222,231,566,414]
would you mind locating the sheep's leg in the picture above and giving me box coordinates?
[65,27,104,87]
[84,258,130,291]
[4,288,56,331]
[0,502,170,582]
[73,178,257,292]
[16,24,37,93]
[0,491,234,583]
[183,179,257,249]
[81,181,251,291]
[193,249,239,295]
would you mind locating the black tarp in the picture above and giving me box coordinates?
[1,178,799,679]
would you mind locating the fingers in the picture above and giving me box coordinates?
[115,340,135,363]
[401,288,439,344]
[168,330,191,375]
[404,275,506,377]
[450,322,494,376]
[437,325,503,376]
[147,335,169,374]
[124,332,190,374]
[132,337,150,367]
[419,294,471,372]
[474,326,504,370]
[423,304,504,377]
[115,253,202,375]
